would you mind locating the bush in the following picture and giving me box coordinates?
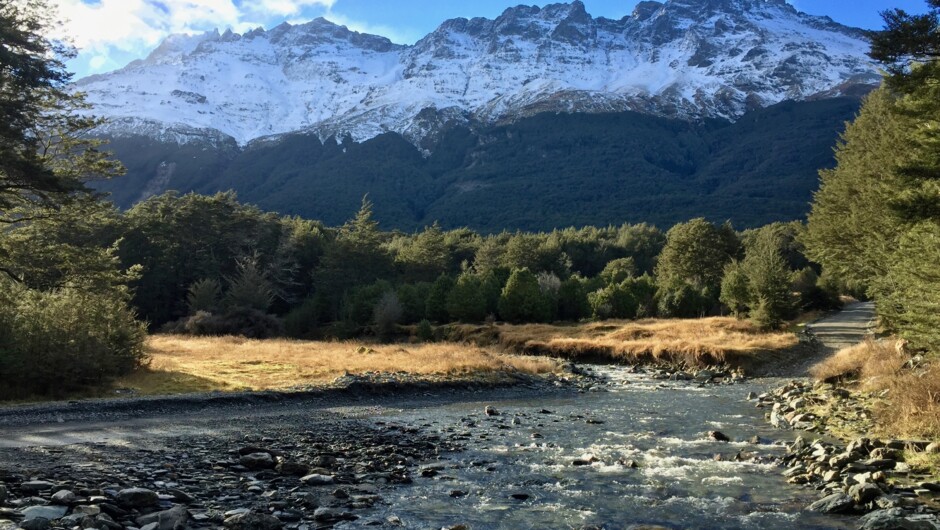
[0,281,147,398]
[720,261,750,317]
[415,319,435,342]
[175,308,283,339]
[657,284,711,318]
[344,280,394,326]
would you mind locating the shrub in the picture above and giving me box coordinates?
[415,319,435,342]
[589,281,639,320]
[657,284,711,318]
[0,280,147,398]
[181,308,283,339]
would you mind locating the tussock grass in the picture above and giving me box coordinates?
[112,335,559,395]
[811,339,940,440]
[449,317,798,368]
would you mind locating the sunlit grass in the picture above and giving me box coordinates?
[107,335,561,396]
[449,317,798,368]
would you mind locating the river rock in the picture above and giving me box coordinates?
[300,474,335,486]
[0,484,6,505]
[136,505,189,530]
[224,512,283,530]
[851,483,884,504]
[239,452,276,470]
[20,505,67,522]
[50,490,75,505]
[859,509,938,530]
[19,518,50,530]
[807,493,855,514]
[707,431,731,442]
[19,481,55,494]
[510,493,530,501]
[275,460,309,476]
[484,406,499,416]
[116,487,160,508]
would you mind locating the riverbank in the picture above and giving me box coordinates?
[757,303,940,528]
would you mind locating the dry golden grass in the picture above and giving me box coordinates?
[811,339,940,440]
[449,317,798,368]
[110,335,559,395]
[810,340,907,384]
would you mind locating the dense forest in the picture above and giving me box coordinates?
[93,97,862,232]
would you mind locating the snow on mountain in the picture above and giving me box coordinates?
[76,0,880,148]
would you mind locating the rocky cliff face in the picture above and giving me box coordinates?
[76,0,878,149]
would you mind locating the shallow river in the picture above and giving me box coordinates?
[345,367,854,529]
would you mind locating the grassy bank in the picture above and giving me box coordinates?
[809,340,940,476]
[811,340,940,440]
[107,335,560,396]
[448,317,799,370]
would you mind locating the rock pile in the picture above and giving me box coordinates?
[760,380,940,529]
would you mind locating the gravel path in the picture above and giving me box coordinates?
[807,301,877,353]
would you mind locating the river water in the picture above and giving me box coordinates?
[344,367,854,529]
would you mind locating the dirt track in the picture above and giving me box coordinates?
[806,301,876,353]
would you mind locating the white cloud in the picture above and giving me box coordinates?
[49,0,335,74]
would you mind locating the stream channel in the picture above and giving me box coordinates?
[347,366,854,529]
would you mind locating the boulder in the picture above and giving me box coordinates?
[806,493,855,514]
[116,487,160,508]
[859,509,938,530]
[136,505,189,530]
[21,505,68,522]
[239,452,276,471]
[708,431,731,442]
[850,483,883,504]
[50,490,76,505]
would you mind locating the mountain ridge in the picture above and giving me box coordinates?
[76,0,878,150]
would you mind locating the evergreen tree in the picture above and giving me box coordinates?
[447,273,487,322]
[558,276,590,321]
[498,268,552,323]
[655,218,738,292]
[425,273,454,323]
[720,260,750,317]
[742,229,793,328]
[0,1,122,223]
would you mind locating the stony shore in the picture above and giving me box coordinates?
[758,379,940,529]
[0,366,613,530]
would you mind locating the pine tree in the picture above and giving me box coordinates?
[446,273,487,322]
[498,268,552,323]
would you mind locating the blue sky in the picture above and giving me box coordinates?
[54,0,931,79]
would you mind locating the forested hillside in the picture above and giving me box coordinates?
[94,97,862,231]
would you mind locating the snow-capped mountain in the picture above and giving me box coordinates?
[77,0,879,149]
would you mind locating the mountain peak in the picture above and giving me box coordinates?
[78,0,879,147]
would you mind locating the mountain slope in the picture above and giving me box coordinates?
[94,97,861,231]
[77,0,877,148]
